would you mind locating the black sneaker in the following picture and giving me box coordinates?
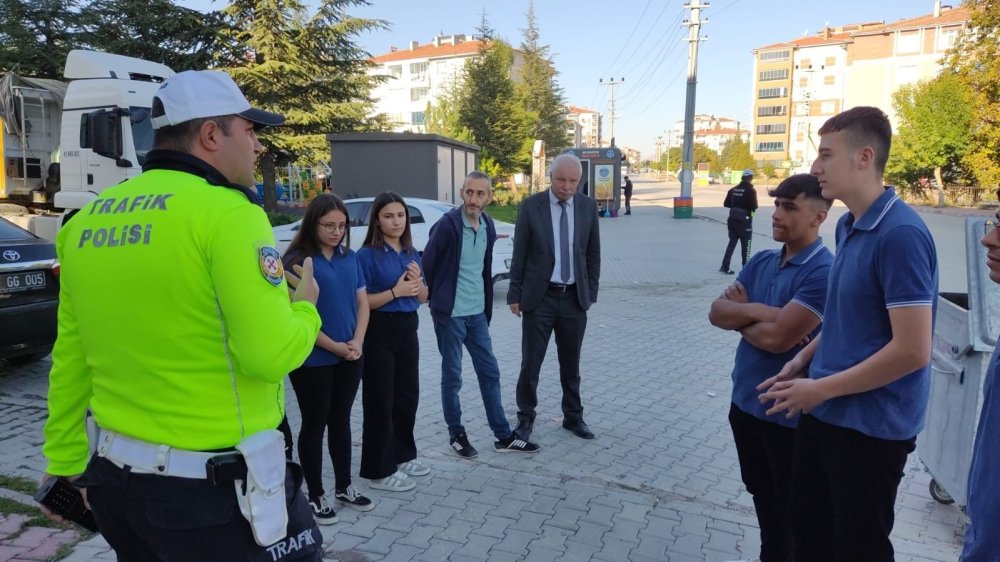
[449,432,479,459]
[309,496,338,524]
[719,267,735,275]
[495,434,540,453]
[335,486,374,512]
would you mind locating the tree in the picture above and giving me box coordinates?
[0,0,80,78]
[221,0,387,211]
[514,1,569,168]
[888,73,973,204]
[457,38,527,174]
[719,135,755,173]
[949,0,1000,189]
[76,0,229,72]
[424,81,473,143]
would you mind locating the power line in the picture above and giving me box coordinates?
[615,10,686,107]
[599,0,655,77]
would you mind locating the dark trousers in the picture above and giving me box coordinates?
[722,218,752,270]
[360,311,420,480]
[515,286,588,425]
[80,455,322,562]
[790,414,916,562]
[728,404,795,562]
[624,189,632,213]
[288,359,363,499]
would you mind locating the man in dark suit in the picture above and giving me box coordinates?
[507,153,601,440]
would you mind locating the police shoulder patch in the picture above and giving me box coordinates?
[258,246,284,286]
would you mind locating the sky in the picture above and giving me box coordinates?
[178,0,942,160]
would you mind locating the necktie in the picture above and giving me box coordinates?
[559,200,570,283]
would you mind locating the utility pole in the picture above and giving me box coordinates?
[664,130,674,174]
[676,0,708,219]
[654,136,663,168]
[599,77,624,145]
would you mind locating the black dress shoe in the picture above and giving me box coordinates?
[562,419,595,439]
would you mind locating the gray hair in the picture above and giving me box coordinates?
[550,153,582,179]
[464,170,492,190]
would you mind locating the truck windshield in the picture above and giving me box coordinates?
[130,106,154,166]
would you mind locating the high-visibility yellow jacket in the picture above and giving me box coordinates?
[43,151,320,476]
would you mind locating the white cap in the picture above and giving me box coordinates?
[150,70,284,130]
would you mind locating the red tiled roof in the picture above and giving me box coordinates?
[877,6,970,32]
[373,40,484,63]
[566,105,599,114]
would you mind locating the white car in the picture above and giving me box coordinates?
[272,197,514,283]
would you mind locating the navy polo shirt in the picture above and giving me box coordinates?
[963,347,1000,561]
[303,248,366,367]
[809,188,939,440]
[732,238,833,427]
[357,244,423,313]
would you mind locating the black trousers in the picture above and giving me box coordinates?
[790,414,915,562]
[515,286,588,425]
[80,455,322,562]
[288,359,363,499]
[722,218,752,270]
[624,189,632,212]
[360,311,420,480]
[728,404,795,562]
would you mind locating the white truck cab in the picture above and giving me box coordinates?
[0,50,174,240]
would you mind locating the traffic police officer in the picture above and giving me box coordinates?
[41,70,325,560]
[720,169,759,274]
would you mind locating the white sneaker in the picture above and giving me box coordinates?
[397,459,430,477]
[368,471,415,492]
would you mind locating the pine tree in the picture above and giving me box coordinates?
[77,0,228,72]
[221,0,387,210]
[514,1,569,167]
[0,0,80,78]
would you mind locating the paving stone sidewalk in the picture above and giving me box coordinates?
[0,178,966,560]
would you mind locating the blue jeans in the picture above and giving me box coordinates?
[434,313,512,440]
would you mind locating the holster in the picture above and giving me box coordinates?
[233,429,288,547]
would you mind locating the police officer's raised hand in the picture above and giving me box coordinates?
[288,257,319,305]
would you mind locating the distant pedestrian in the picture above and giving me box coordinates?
[758,106,938,562]
[422,171,540,458]
[709,173,833,562]
[282,193,373,524]
[623,176,633,215]
[720,169,758,274]
[961,213,1000,561]
[508,153,601,441]
[357,192,429,493]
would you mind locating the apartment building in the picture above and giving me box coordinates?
[565,105,603,148]
[670,114,748,153]
[749,1,969,167]
[369,34,483,133]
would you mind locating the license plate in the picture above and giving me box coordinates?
[0,271,46,293]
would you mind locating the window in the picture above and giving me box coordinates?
[759,69,788,81]
[938,27,960,51]
[795,150,803,160]
[388,65,402,79]
[129,106,154,166]
[760,50,790,62]
[825,57,836,67]
[409,62,428,80]
[821,101,836,114]
[799,77,808,87]
[757,105,787,117]
[897,31,920,54]
[407,206,425,224]
[800,59,812,69]
[824,75,835,86]
[345,202,370,226]
[756,123,786,135]
[410,87,429,101]
[411,111,425,125]
[758,87,787,99]
[756,141,785,153]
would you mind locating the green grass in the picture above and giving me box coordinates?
[487,204,518,223]
[0,474,39,495]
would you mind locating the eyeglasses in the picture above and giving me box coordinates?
[985,219,999,237]
[318,222,348,233]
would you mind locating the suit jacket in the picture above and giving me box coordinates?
[507,189,601,312]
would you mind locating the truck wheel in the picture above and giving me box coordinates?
[929,478,955,505]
